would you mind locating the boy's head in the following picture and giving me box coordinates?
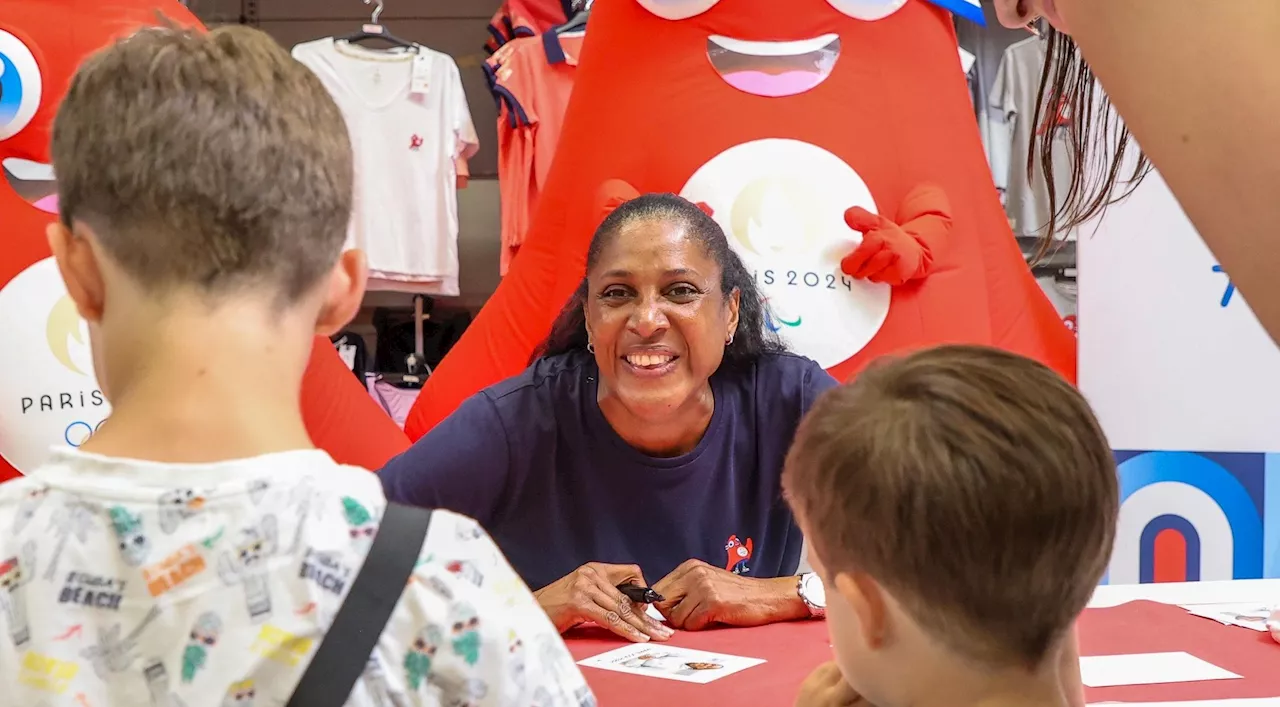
[783,345,1117,704]
[47,25,363,389]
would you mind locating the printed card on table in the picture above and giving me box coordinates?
[577,645,765,684]
[1180,602,1276,633]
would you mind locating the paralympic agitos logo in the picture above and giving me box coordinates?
[763,297,801,332]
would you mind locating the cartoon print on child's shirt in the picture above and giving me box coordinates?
[724,535,753,575]
[217,516,279,622]
[575,684,598,707]
[455,523,483,543]
[12,486,49,536]
[45,501,96,581]
[285,477,326,554]
[436,674,488,707]
[58,571,126,611]
[201,527,225,551]
[446,560,483,587]
[81,605,163,678]
[507,630,526,693]
[221,679,256,707]
[490,576,529,608]
[342,497,378,552]
[449,602,482,666]
[404,624,443,690]
[361,654,398,707]
[0,542,36,648]
[421,573,454,601]
[143,657,187,707]
[300,548,353,597]
[182,612,222,683]
[536,632,571,668]
[108,506,151,567]
[158,489,206,534]
[247,480,269,505]
[1,480,594,705]
[288,477,327,522]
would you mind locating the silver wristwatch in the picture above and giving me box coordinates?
[797,572,827,619]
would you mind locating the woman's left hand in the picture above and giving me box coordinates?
[652,559,810,630]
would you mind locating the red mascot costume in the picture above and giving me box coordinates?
[405,0,1076,438]
[0,0,409,480]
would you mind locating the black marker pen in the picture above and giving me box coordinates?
[616,583,664,604]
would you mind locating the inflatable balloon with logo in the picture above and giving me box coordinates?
[0,0,409,481]
[404,0,1077,437]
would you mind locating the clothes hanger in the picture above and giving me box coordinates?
[376,295,433,390]
[336,0,417,51]
[556,0,593,34]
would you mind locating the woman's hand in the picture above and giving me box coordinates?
[795,662,866,707]
[652,559,810,630]
[534,562,673,643]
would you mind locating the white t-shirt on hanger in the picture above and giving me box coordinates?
[293,39,479,296]
[988,36,1074,241]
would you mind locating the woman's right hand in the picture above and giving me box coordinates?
[534,562,674,643]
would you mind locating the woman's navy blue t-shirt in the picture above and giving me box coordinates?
[379,349,838,591]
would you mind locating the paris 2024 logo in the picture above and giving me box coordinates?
[0,258,110,473]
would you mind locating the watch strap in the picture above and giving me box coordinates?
[797,573,827,619]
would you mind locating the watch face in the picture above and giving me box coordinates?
[803,574,827,608]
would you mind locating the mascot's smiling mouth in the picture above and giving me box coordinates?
[706,34,841,98]
[2,158,58,213]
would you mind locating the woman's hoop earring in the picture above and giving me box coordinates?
[587,342,596,354]
[726,334,734,346]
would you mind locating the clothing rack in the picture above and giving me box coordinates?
[377,294,433,388]
[412,294,428,364]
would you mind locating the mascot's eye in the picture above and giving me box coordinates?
[825,0,909,20]
[0,30,42,141]
[635,0,722,20]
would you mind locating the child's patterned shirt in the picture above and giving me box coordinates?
[0,447,594,706]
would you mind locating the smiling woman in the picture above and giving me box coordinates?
[380,193,839,642]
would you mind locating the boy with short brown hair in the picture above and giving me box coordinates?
[784,345,1117,707]
[0,24,592,707]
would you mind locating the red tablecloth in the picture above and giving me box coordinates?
[1078,600,1280,703]
[565,621,832,705]
[564,601,1280,706]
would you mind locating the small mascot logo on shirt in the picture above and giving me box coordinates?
[1037,96,1072,136]
[724,535,753,575]
[409,134,424,151]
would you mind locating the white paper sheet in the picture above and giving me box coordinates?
[577,644,765,684]
[1080,651,1241,688]
[1180,602,1275,633]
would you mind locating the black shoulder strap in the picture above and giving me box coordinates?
[286,502,434,707]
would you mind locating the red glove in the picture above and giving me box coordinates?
[841,184,952,286]
[594,179,714,228]
[594,179,642,227]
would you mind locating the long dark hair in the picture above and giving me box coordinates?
[1030,28,1152,261]
[533,193,787,368]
